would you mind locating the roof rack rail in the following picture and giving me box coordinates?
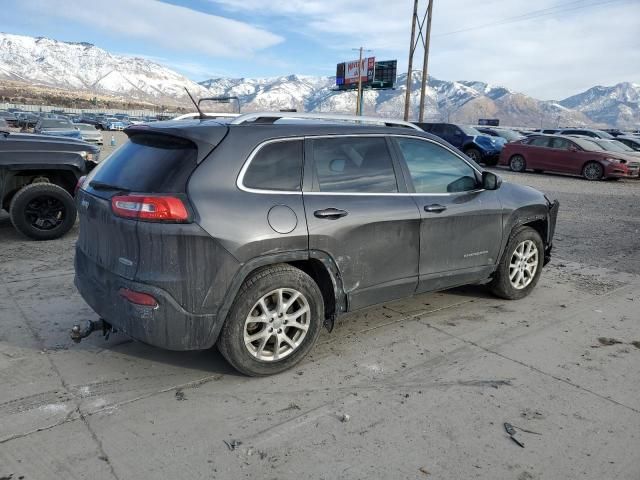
[229,111,422,131]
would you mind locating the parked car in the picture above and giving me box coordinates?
[499,134,634,180]
[34,118,82,140]
[0,130,100,239]
[556,128,614,139]
[414,122,506,165]
[572,137,640,176]
[615,136,640,152]
[98,117,126,131]
[73,112,559,376]
[476,127,525,142]
[0,111,19,127]
[76,123,104,145]
[0,118,8,130]
[16,112,40,129]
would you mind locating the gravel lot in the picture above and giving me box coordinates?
[1,146,639,480]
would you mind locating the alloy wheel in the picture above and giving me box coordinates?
[509,240,539,289]
[244,288,310,361]
[24,195,65,231]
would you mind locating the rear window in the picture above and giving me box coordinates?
[242,140,303,191]
[87,134,197,193]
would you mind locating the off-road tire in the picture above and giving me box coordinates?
[9,183,76,240]
[489,226,544,300]
[217,264,324,376]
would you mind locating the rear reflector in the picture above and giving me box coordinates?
[111,195,189,222]
[119,288,158,307]
[75,175,87,195]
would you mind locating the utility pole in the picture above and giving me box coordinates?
[404,0,435,121]
[403,0,418,121]
[353,46,371,116]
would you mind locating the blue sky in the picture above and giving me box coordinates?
[1,0,639,99]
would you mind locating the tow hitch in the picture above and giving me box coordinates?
[70,319,115,343]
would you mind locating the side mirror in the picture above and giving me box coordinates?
[482,171,502,190]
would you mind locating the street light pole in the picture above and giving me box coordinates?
[355,47,364,116]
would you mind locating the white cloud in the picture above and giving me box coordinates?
[22,0,284,59]
[212,0,640,99]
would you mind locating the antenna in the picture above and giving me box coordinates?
[184,88,205,119]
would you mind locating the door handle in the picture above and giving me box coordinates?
[314,208,349,220]
[424,204,447,213]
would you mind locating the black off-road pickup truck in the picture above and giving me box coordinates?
[0,128,100,240]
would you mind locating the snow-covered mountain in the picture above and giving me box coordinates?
[197,72,594,127]
[0,33,209,104]
[559,82,640,128]
[0,32,636,127]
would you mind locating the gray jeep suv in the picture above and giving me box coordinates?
[74,112,559,376]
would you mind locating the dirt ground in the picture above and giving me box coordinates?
[1,155,639,479]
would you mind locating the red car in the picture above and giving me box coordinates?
[499,135,636,180]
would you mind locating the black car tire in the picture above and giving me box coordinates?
[9,183,77,241]
[509,155,527,172]
[489,226,544,300]
[464,148,482,163]
[217,264,324,377]
[582,161,604,181]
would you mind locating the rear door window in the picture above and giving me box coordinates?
[550,138,571,150]
[86,133,197,194]
[242,140,303,191]
[529,137,551,147]
[310,137,398,193]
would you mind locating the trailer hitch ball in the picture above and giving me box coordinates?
[70,319,113,343]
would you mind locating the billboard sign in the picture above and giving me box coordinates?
[343,57,375,85]
[478,118,500,126]
[336,58,396,90]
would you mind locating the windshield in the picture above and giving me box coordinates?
[494,129,523,141]
[573,137,605,151]
[77,124,96,131]
[459,125,482,136]
[41,119,72,128]
[593,139,631,153]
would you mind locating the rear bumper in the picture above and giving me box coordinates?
[74,248,220,351]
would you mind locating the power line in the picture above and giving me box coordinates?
[433,0,630,38]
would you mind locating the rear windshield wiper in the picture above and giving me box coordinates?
[89,180,130,192]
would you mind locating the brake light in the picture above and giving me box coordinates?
[75,175,87,195]
[111,195,189,222]
[119,288,158,307]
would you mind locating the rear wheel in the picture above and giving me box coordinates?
[217,265,324,376]
[9,183,77,240]
[489,226,544,300]
[582,161,604,181]
[509,155,526,172]
[464,148,482,163]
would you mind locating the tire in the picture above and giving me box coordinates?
[217,264,324,376]
[489,226,544,300]
[582,161,604,181]
[9,183,77,240]
[464,148,482,163]
[509,155,526,172]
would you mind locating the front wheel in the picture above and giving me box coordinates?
[464,148,482,163]
[582,161,604,181]
[217,265,324,376]
[489,226,544,300]
[9,183,77,240]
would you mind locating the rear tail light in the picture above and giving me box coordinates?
[111,195,189,222]
[119,288,158,307]
[75,175,87,195]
